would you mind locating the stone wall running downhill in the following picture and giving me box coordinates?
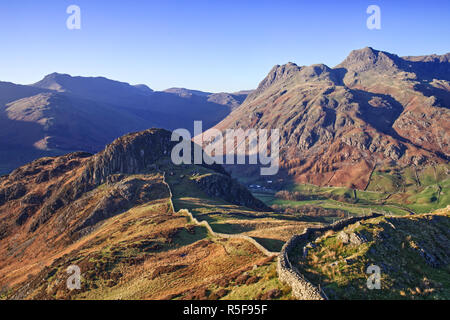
[162,171,278,257]
[179,208,278,257]
[277,233,326,300]
[163,171,382,300]
[277,213,382,300]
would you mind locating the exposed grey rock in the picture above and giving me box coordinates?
[349,232,368,246]
[303,242,316,258]
[338,231,350,244]
[383,144,405,160]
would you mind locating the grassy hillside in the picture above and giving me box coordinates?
[1,187,289,300]
[366,164,450,213]
[164,163,321,252]
[289,208,450,300]
[1,162,298,300]
[0,129,300,301]
[251,164,449,217]
[177,257,293,300]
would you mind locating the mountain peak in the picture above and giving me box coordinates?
[33,73,72,91]
[133,84,153,93]
[336,47,401,73]
[272,62,301,72]
[45,72,70,77]
[298,63,333,79]
[164,87,212,97]
[32,72,159,106]
[346,46,379,58]
[250,62,302,97]
[402,52,450,63]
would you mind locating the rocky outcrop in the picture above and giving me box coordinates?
[79,129,175,186]
[27,129,220,232]
[0,183,27,205]
[3,128,264,238]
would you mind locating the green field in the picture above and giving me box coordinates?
[254,192,411,216]
[252,164,449,217]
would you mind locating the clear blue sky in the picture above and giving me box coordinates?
[0,0,448,92]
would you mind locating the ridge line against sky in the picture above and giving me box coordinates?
[0,0,449,93]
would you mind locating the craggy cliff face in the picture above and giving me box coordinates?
[0,128,268,292]
[210,47,449,189]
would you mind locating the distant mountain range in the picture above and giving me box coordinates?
[164,87,251,110]
[1,47,449,188]
[0,73,251,173]
[0,48,449,300]
[208,47,449,189]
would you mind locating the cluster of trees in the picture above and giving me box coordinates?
[275,190,358,204]
[275,190,310,201]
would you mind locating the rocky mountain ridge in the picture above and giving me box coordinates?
[209,47,449,189]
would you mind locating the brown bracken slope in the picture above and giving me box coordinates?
[0,129,272,299]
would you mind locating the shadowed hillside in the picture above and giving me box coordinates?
[0,74,249,174]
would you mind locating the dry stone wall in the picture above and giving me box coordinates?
[277,213,382,300]
[163,172,277,257]
[179,208,278,257]
[164,172,382,300]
